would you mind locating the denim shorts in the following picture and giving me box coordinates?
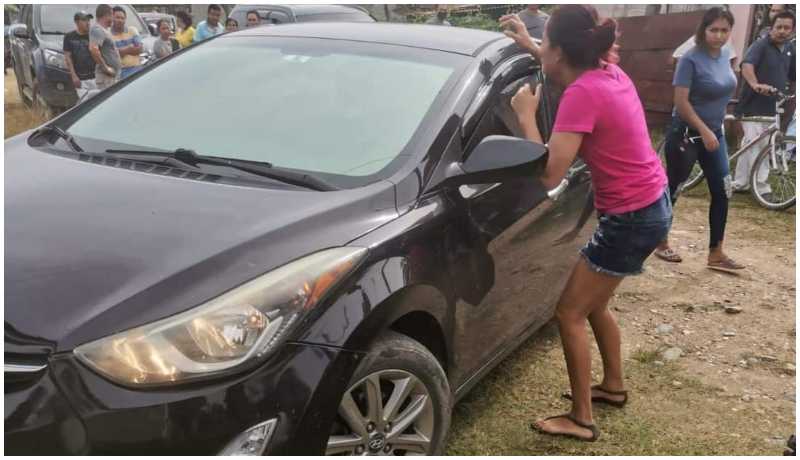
[580,189,673,277]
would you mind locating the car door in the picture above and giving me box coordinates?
[448,61,593,388]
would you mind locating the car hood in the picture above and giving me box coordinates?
[4,134,399,352]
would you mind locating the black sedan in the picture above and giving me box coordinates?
[4,23,592,455]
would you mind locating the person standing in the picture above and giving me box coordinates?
[225,18,239,33]
[175,11,195,48]
[153,20,179,60]
[758,5,790,39]
[501,5,670,441]
[656,8,741,271]
[110,6,143,79]
[246,10,262,28]
[193,5,225,43]
[517,5,550,39]
[425,5,452,26]
[89,4,121,90]
[63,11,96,100]
[731,11,796,196]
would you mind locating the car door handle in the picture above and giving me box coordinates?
[547,178,569,201]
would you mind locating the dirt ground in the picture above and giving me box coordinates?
[4,72,45,139]
[4,72,796,455]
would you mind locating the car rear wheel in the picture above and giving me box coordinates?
[325,331,450,456]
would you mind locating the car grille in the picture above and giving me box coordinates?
[4,355,48,392]
[5,324,54,392]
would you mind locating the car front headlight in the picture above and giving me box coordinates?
[75,247,367,387]
[43,48,67,70]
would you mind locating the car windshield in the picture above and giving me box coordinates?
[66,36,466,186]
[39,4,144,35]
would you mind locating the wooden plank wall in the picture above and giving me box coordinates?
[616,11,706,127]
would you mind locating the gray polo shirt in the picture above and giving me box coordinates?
[736,36,795,117]
[673,45,737,130]
[518,9,549,39]
[89,23,121,76]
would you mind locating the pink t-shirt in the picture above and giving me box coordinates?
[552,64,667,214]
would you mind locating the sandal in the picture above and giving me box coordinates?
[530,413,600,442]
[707,256,745,273]
[561,384,629,408]
[654,247,682,263]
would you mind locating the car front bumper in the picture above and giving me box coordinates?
[5,342,363,455]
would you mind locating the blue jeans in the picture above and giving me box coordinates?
[119,65,143,80]
[580,189,673,277]
[665,117,731,249]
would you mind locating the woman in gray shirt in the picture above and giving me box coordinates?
[657,7,742,272]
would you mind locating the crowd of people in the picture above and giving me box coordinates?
[499,3,794,443]
[61,4,265,101]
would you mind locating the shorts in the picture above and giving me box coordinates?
[580,189,673,277]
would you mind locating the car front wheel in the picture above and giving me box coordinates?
[325,331,451,455]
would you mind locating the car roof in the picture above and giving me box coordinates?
[234,22,505,57]
[231,4,369,16]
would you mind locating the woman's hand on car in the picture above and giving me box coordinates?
[499,14,538,56]
[511,82,541,126]
[700,128,720,152]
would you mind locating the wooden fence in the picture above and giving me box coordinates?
[616,10,706,127]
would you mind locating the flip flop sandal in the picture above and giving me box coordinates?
[561,384,629,408]
[654,248,682,263]
[707,257,745,273]
[530,413,600,442]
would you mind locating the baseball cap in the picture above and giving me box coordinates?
[74,10,94,21]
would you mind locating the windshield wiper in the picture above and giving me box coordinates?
[41,31,69,35]
[34,125,83,152]
[105,148,338,191]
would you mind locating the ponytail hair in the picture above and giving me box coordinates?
[546,5,619,69]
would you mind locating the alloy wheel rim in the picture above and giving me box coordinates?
[326,369,434,456]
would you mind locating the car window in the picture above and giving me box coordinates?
[66,37,469,187]
[265,11,291,24]
[39,4,145,35]
[297,13,374,23]
[230,8,284,27]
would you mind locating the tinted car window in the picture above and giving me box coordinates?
[39,4,144,35]
[66,37,468,186]
[229,8,277,27]
[297,13,375,23]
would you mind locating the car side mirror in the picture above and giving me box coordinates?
[12,24,29,39]
[148,23,158,36]
[443,135,548,187]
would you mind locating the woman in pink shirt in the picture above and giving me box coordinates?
[501,5,671,441]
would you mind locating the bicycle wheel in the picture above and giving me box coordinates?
[656,136,705,192]
[681,160,705,192]
[750,140,796,210]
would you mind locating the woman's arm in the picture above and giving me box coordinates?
[512,83,582,190]
[499,14,540,60]
[674,86,720,152]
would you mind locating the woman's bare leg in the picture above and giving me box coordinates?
[533,258,623,438]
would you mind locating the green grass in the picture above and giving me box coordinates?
[631,348,661,364]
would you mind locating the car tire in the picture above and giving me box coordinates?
[32,78,54,120]
[13,64,31,108]
[325,331,451,456]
